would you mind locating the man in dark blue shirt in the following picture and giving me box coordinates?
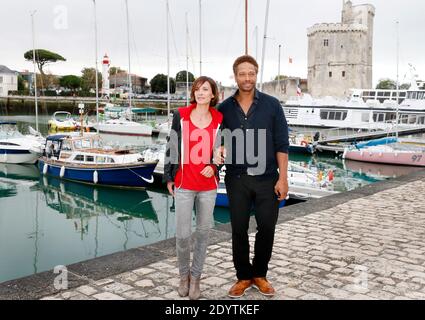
[217,55,289,298]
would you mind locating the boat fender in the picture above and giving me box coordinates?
[43,163,48,175]
[60,166,65,178]
[93,170,98,184]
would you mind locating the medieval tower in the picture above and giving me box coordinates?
[307,1,375,97]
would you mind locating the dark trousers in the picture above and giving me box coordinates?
[225,174,280,280]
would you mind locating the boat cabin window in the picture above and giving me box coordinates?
[361,113,369,122]
[74,154,84,161]
[106,157,115,163]
[85,155,94,162]
[93,139,102,148]
[45,140,61,158]
[81,139,91,149]
[61,140,72,151]
[320,110,347,121]
[0,142,19,146]
[96,156,106,163]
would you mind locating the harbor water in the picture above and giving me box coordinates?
[0,115,423,283]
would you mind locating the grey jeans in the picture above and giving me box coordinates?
[175,188,217,278]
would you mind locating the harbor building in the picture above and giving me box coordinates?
[307,1,375,97]
[0,65,18,97]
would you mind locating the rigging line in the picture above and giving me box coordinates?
[223,0,244,57]
[187,15,196,75]
[167,3,183,71]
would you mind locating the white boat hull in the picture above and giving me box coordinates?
[96,120,153,136]
[0,151,39,164]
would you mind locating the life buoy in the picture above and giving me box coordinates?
[300,140,308,147]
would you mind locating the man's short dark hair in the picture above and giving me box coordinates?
[233,55,259,75]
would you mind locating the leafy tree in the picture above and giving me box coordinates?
[109,66,125,76]
[274,75,288,81]
[175,70,195,83]
[80,68,102,94]
[400,83,411,90]
[24,49,66,78]
[17,75,25,91]
[60,75,81,93]
[376,79,396,90]
[150,74,176,93]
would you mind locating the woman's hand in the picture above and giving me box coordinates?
[200,165,215,178]
[167,181,175,197]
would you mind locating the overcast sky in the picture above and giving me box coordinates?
[1,0,424,87]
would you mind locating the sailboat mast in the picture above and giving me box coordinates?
[93,0,99,132]
[245,0,248,54]
[186,12,190,107]
[278,44,281,97]
[260,0,270,91]
[166,0,170,126]
[125,0,132,120]
[30,11,39,132]
[396,21,399,139]
[199,0,202,76]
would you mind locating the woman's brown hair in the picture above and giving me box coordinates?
[190,76,220,107]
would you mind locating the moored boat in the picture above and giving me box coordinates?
[38,133,158,188]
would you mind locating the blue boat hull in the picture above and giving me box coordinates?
[38,159,157,188]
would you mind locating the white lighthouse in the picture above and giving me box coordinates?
[102,54,110,98]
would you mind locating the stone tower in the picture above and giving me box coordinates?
[307,1,375,97]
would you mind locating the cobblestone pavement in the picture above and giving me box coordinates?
[41,179,425,300]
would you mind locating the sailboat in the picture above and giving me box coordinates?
[95,0,153,137]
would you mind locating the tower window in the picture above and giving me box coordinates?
[329,72,332,78]
[324,39,329,47]
[342,71,346,77]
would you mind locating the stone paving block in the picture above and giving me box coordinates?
[75,285,98,296]
[134,279,155,288]
[103,282,133,294]
[121,290,148,300]
[300,293,329,300]
[148,285,173,296]
[93,292,125,300]
[94,279,115,286]
[202,276,229,287]
[133,267,155,276]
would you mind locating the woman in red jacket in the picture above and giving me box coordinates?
[164,76,223,300]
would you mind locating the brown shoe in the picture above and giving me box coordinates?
[252,277,275,296]
[228,279,253,298]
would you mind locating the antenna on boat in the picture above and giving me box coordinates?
[125,0,133,121]
[92,0,99,133]
[30,11,39,132]
[199,0,202,76]
[259,0,271,91]
[245,0,248,54]
[395,20,399,139]
[166,0,171,130]
[186,12,190,107]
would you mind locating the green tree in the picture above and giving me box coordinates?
[175,70,195,83]
[109,66,125,76]
[80,68,102,94]
[17,75,25,91]
[24,49,66,79]
[60,75,81,93]
[274,75,288,81]
[150,74,176,93]
[400,83,411,90]
[376,79,396,90]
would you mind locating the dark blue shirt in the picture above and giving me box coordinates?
[217,89,289,177]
